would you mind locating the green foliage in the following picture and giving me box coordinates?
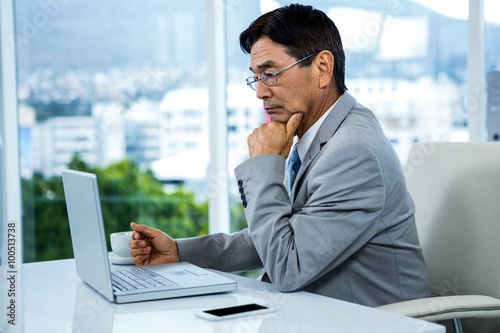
[21,173,70,262]
[230,199,247,233]
[22,154,214,262]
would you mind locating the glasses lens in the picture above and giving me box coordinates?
[246,77,257,91]
[245,71,278,91]
[261,72,276,85]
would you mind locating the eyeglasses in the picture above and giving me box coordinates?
[246,52,318,91]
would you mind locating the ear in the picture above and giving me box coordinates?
[315,50,334,89]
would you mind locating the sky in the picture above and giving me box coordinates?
[411,0,500,24]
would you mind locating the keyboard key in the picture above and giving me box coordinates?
[111,268,176,292]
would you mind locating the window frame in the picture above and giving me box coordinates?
[467,0,487,141]
[206,0,230,234]
[0,0,22,263]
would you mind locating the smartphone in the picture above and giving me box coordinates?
[195,303,276,321]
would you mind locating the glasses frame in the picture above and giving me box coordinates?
[246,52,318,91]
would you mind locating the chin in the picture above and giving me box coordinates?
[270,114,292,124]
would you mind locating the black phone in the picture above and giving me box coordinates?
[195,303,275,321]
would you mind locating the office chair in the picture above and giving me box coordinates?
[377,142,500,333]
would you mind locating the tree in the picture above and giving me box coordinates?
[22,154,211,262]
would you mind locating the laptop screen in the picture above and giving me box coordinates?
[62,169,115,302]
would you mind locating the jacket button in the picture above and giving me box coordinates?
[238,179,243,187]
[242,200,247,208]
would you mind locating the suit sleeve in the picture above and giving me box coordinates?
[176,228,263,272]
[233,142,385,292]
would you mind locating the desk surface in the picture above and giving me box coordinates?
[1,259,443,333]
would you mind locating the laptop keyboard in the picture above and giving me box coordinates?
[111,267,177,292]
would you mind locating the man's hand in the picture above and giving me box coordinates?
[248,113,303,158]
[129,222,180,266]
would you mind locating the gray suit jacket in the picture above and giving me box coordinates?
[177,92,429,307]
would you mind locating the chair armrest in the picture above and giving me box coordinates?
[377,295,500,322]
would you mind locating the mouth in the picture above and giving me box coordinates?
[264,105,280,115]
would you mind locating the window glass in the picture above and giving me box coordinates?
[329,0,470,161]
[225,0,478,229]
[14,0,499,262]
[15,1,210,262]
[225,2,262,232]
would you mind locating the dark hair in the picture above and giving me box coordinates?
[239,4,346,93]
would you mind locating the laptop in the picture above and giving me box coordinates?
[61,169,236,304]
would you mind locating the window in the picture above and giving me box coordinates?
[1,0,498,263]
[224,1,488,230]
[13,0,215,262]
[328,1,472,161]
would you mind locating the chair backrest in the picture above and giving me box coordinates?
[405,142,500,299]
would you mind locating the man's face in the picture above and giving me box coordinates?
[249,37,316,126]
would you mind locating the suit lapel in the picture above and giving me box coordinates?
[290,92,357,201]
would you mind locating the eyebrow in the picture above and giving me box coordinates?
[249,60,276,73]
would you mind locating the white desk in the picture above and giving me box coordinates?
[1,259,444,333]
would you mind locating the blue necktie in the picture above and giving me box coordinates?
[288,143,301,195]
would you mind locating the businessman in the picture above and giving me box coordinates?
[129,4,429,307]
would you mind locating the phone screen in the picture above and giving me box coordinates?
[203,303,268,317]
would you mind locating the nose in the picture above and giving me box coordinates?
[255,81,272,100]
